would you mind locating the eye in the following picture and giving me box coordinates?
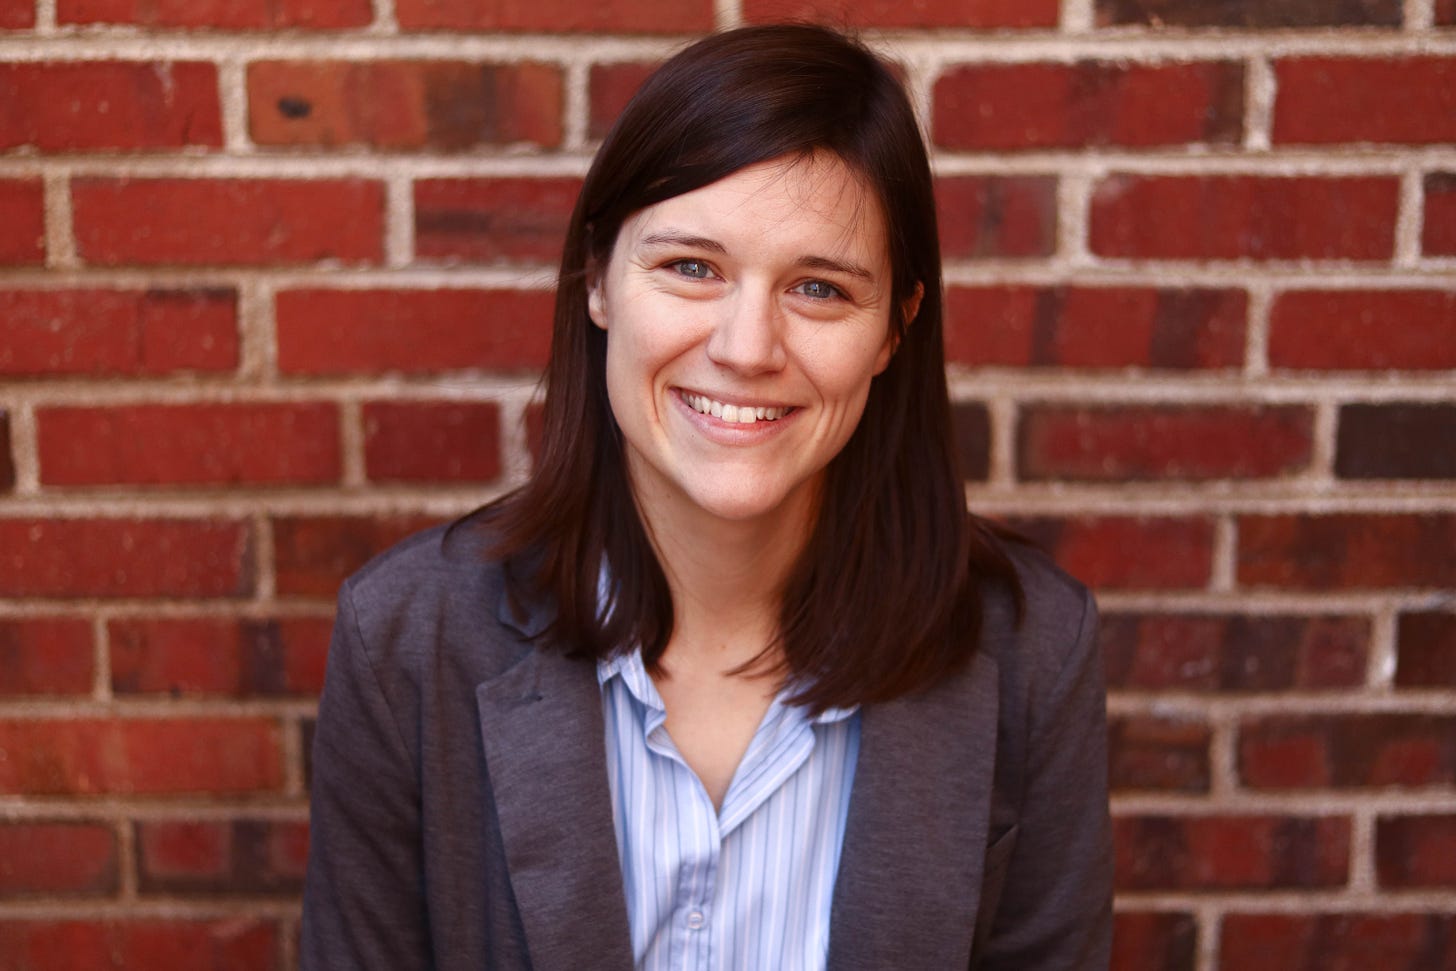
[669,259,714,279]
[794,279,843,300]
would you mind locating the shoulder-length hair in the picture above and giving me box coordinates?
[485,22,1021,712]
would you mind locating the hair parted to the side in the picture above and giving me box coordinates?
[480,22,1023,712]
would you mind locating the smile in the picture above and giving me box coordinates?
[679,391,793,424]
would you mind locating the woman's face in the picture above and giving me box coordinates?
[589,152,911,533]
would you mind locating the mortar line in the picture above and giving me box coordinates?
[42,170,78,270]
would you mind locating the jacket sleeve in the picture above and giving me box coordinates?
[978,586,1114,970]
[300,582,432,970]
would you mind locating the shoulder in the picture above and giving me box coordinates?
[979,537,1101,745]
[334,512,536,687]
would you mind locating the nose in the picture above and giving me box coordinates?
[705,286,788,375]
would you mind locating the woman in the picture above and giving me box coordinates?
[302,23,1112,971]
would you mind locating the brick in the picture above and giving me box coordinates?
[1441,0,1456,24]
[0,179,45,264]
[0,718,282,795]
[0,518,251,598]
[1240,715,1456,789]
[273,514,440,597]
[0,618,93,696]
[38,403,339,488]
[1274,58,1456,145]
[1,0,35,28]
[1018,405,1313,481]
[0,823,116,896]
[1396,612,1456,688]
[1114,815,1349,891]
[395,0,711,30]
[934,61,1241,151]
[1377,816,1456,887]
[1102,613,1368,692]
[0,410,11,490]
[1112,912,1197,971]
[1336,404,1456,480]
[363,401,502,483]
[0,63,221,152]
[415,178,579,264]
[1004,516,1215,589]
[589,62,656,139]
[1268,289,1456,371]
[944,286,1246,369]
[72,178,383,266]
[249,61,561,150]
[1108,716,1210,792]
[58,0,371,27]
[0,289,238,377]
[1090,175,1398,261]
[0,919,278,971]
[1426,173,1456,256]
[935,177,1056,259]
[951,402,990,481]
[1095,0,1401,27]
[1238,514,1456,589]
[110,616,331,697]
[276,289,553,373]
[137,820,308,894]
[744,0,1056,27]
[1219,913,1456,971]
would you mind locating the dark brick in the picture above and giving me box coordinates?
[1109,716,1211,792]
[1220,913,1456,971]
[1114,815,1350,891]
[945,286,1246,370]
[1095,0,1401,27]
[1240,715,1456,789]
[935,177,1056,259]
[1238,514,1456,589]
[1101,613,1368,692]
[1376,815,1456,888]
[951,402,990,481]
[1425,173,1456,256]
[1336,404,1456,480]
[1112,912,1197,971]
[1395,612,1456,688]
[0,411,12,491]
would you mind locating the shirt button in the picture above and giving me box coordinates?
[685,910,705,930]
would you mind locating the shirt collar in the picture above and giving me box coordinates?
[598,648,858,725]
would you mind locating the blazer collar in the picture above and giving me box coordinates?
[483,587,1000,970]
[476,640,636,971]
[826,646,1000,968]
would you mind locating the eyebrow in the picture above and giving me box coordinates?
[638,230,876,281]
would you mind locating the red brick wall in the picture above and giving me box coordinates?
[1,1,1453,968]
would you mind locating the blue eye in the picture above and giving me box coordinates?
[672,260,712,278]
[797,280,842,300]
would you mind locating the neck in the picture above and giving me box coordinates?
[632,481,816,677]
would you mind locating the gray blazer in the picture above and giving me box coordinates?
[300,520,1112,970]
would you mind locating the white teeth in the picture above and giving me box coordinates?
[683,392,789,423]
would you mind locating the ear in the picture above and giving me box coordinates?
[873,282,924,375]
[587,272,607,331]
[901,281,924,330]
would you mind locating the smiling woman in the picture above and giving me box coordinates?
[301,23,1113,971]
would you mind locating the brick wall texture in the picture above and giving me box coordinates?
[1,1,1454,968]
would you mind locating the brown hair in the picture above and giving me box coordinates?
[481,22,1021,711]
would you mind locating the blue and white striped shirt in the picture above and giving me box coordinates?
[598,650,861,971]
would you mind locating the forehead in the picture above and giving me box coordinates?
[616,153,889,269]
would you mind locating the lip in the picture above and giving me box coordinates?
[671,387,799,433]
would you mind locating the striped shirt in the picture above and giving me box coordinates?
[598,649,861,971]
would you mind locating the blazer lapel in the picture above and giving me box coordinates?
[827,647,1000,969]
[476,630,634,971]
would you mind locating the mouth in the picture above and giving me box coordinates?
[678,390,794,425]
